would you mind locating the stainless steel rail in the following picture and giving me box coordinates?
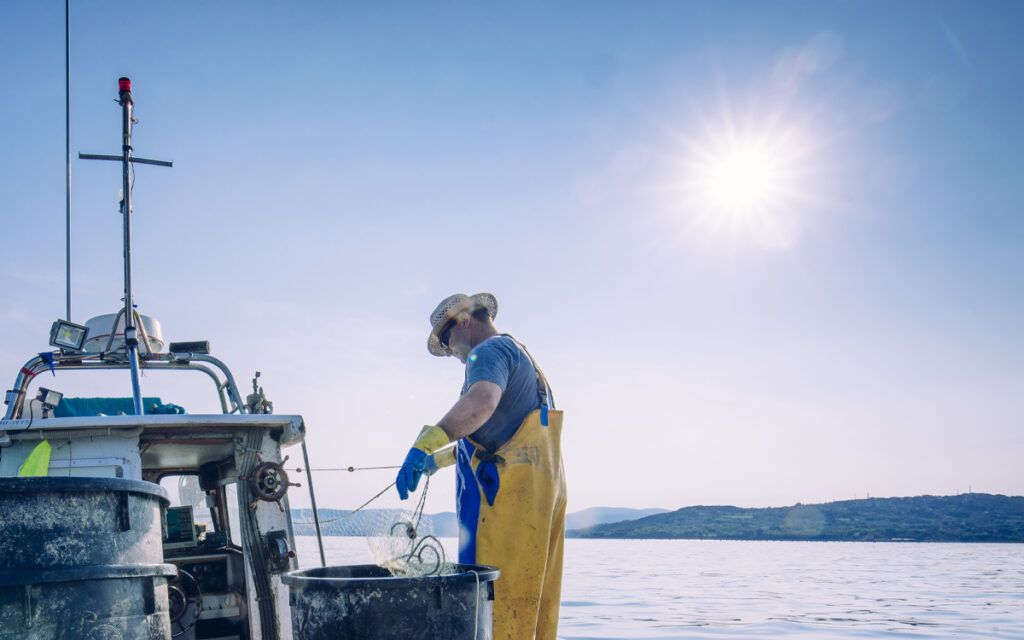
[2,352,246,420]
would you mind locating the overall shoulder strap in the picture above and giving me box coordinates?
[503,335,556,420]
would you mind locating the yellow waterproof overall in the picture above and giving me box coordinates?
[456,343,566,640]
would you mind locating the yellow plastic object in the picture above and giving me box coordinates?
[18,440,52,477]
[412,424,450,454]
[467,409,566,640]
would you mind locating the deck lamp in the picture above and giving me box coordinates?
[36,387,63,418]
[169,341,210,355]
[49,319,89,351]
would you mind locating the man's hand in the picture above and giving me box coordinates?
[395,425,451,500]
[396,448,427,500]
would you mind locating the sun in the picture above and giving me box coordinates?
[701,145,778,212]
[675,123,810,250]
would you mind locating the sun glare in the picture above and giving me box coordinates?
[674,123,811,250]
[702,145,777,212]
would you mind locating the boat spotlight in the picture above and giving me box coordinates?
[168,341,210,355]
[49,319,89,351]
[36,387,63,418]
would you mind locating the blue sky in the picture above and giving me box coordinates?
[1,1,1022,512]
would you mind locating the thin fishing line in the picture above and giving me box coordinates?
[292,465,399,473]
[292,480,396,525]
[293,469,446,577]
[412,475,430,531]
[289,460,409,524]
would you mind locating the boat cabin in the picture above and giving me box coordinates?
[0,325,310,640]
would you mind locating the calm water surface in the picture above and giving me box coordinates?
[294,536,1024,639]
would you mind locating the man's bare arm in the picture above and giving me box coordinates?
[436,380,502,441]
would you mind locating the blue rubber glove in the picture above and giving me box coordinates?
[396,448,427,500]
[396,425,451,501]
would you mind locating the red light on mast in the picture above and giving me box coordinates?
[119,77,131,92]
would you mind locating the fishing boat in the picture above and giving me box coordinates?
[0,74,323,640]
[1,342,311,639]
[0,77,496,640]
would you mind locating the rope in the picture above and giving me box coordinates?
[292,480,396,525]
[289,461,420,525]
[387,476,447,576]
[291,465,399,473]
[411,475,430,531]
[293,472,448,578]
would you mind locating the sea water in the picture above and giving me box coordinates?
[294,536,1024,639]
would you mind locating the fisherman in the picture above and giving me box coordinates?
[395,292,566,640]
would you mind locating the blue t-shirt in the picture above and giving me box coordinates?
[461,335,541,452]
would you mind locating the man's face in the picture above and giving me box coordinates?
[443,313,472,363]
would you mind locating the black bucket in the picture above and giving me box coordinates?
[283,564,500,640]
[0,477,177,640]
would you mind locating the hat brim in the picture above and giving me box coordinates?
[427,293,498,357]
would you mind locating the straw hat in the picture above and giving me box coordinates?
[427,292,498,356]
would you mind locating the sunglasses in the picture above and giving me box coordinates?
[439,319,456,350]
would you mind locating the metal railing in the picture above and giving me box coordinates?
[2,350,246,421]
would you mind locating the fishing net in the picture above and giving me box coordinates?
[365,476,452,577]
[290,465,457,576]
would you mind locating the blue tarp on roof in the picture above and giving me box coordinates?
[54,397,185,417]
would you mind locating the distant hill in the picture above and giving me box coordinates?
[567,494,1024,542]
[565,507,671,530]
[291,506,668,537]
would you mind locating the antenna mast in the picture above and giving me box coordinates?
[118,78,142,414]
[65,0,71,320]
[79,78,172,415]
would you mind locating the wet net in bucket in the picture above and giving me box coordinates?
[365,476,452,577]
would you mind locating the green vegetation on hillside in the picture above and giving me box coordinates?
[567,494,1024,542]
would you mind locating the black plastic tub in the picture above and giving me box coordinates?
[283,563,500,640]
[0,477,176,640]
